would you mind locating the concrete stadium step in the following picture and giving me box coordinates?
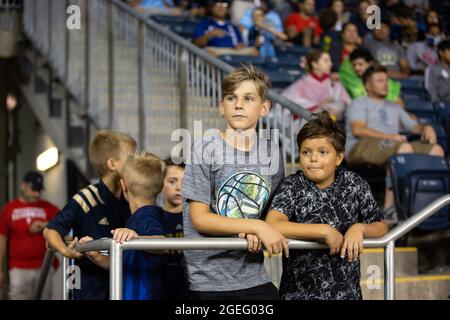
[361,274,450,300]
[360,247,419,277]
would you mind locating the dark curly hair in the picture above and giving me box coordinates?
[296,110,346,154]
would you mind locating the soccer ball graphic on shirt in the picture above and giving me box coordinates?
[216,172,271,219]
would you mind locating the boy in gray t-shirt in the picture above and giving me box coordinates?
[181,64,288,299]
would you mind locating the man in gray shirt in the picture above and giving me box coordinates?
[425,40,450,102]
[345,65,444,213]
[364,20,410,79]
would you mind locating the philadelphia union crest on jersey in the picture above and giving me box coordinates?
[216,172,271,219]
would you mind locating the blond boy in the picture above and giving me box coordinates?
[182,64,288,300]
[43,130,137,300]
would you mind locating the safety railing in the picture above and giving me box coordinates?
[35,194,450,300]
[22,0,311,174]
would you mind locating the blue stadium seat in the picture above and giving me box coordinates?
[218,55,266,67]
[405,100,439,124]
[389,154,450,231]
[265,70,297,89]
[275,45,310,57]
[399,79,428,99]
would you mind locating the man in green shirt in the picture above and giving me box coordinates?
[340,47,404,107]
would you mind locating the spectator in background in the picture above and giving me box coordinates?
[272,0,293,21]
[193,0,257,57]
[403,0,429,16]
[340,47,403,106]
[350,0,371,38]
[418,9,442,42]
[0,171,60,300]
[407,23,441,74]
[230,0,254,26]
[345,65,443,211]
[248,7,288,59]
[285,0,322,47]
[318,9,339,52]
[239,0,284,45]
[390,4,419,47]
[329,0,350,32]
[425,40,450,102]
[282,49,351,120]
[363,20,410,79]
[160,158,188,300]
[329,22,362,72]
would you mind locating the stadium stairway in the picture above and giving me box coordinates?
[263,247,450,300]
[360,247,450,300]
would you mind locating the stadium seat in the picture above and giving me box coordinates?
[399,79,429,99]
[275,45,310,57]
[218,55,266,67]
[405,100,439,124]
[389,154,450,231]
[265,70,298,89]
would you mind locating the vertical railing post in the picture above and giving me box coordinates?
[137,20,145,149]
[107,1,115,129]
[179,48,189,131]
[384,241,395,300]
[109,241,123,300]
[62,255,69,300]
[84,0,91,177]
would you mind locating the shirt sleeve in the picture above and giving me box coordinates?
[346,98,368,124]
[399,107,418,132]
[181,138,212,205]
[284,13,297,30]
[425,65,439,102]
[233,24,244,44]
[139,214,164,236]
[356,175,384,224]
[193,20,208,41]
[46,199,84,237]
[269,178,297,220]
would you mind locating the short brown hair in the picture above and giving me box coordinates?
[297,110,346,154]
[122,151,166,200]
[305,49,326,73]
[164,157,186,170]
[221,64,271,100]
[89,130,137,177]
[362,64,388,85]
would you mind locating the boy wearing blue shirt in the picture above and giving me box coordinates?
[44,130,137,300]
[160,158,188,300]
[81,151,167,300]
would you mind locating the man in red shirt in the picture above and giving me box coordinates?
[285,0,323,46]
[0,171,59,300]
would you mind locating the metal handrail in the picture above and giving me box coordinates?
[68,194,450,300]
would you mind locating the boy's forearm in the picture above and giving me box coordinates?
[43,228,70,256]
[90,254,110,270]
[358,221,389,238]
[267,220,329,240]
[192,210,265,236]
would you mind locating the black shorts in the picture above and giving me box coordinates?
[190,282,279,300]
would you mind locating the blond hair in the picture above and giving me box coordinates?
[121,151,166,200]
[221,64,271,101]
[89,130,137,178]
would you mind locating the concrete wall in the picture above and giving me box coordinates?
[14,102,67,208]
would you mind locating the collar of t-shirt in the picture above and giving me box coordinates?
[297,168,345,192]
[310,72,330,82]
